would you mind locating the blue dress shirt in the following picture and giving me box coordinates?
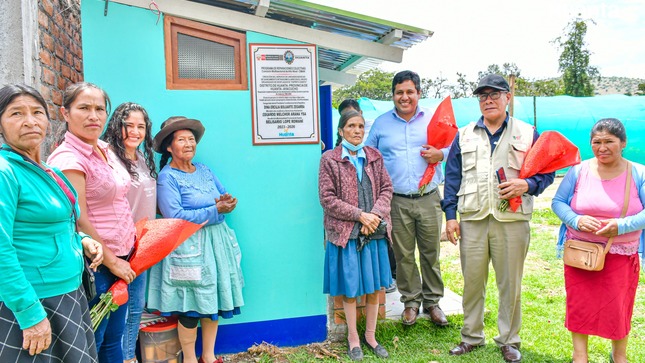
[365,107,450,194]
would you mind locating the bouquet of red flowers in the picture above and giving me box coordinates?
[418,96,458,194]
[507,131,581,212]
[90,218,205,330]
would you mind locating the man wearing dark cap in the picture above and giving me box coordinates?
[441,74,554,362]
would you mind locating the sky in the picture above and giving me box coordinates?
[309,0,645,84]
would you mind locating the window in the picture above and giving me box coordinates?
[164,16,247,90]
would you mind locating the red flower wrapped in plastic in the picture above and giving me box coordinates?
[90,218,205,330]
[418,96,458,193]
[507,131,581,212]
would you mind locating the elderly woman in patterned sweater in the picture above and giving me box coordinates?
[318,110,393,361]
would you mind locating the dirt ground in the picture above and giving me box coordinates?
[223,341,345,362]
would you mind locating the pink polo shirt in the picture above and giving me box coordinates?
[48,132,135,256]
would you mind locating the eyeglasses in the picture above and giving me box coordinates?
[477,91,506,102]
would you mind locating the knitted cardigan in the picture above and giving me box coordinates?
[318,145,393,248]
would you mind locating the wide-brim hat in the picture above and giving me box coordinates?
[473,74,510,94]
[153,116,205,153]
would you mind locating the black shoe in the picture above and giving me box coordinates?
[347,346,363,361]
[362,337,389,359]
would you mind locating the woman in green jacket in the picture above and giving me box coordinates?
[0,84,103,362]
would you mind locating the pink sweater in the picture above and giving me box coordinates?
[318,146,393,248]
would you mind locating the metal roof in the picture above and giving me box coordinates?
[188,0,432,81]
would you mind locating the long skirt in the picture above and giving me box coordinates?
[0,287,98,362]
[147,221,244,316]
[324,238,392,298]
[565,252,640,340]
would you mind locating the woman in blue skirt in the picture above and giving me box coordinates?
[318,110,393,360]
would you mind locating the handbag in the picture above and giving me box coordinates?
[82,259,98,301]
[563,161,631,271]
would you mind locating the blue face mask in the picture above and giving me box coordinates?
[342,138,364,152]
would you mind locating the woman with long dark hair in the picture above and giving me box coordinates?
[102,102,157,363]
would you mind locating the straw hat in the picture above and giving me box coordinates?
[152,116,205,153]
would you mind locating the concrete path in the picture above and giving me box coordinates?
[385,286,463,320]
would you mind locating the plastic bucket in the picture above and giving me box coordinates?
[139,317,182,363]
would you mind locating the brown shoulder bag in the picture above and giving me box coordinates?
[563,161,632,271]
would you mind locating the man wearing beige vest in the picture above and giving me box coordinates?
[441,74,554,363]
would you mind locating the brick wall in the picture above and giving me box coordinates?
[37,0,83,155]
[328,290,386,342]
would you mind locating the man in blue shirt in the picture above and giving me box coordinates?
[442,74,554,363]
[366,70,450,326]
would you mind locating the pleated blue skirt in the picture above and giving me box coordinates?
[323,238,392,298]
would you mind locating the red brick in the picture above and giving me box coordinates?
[333,296,343,309]
[41,0,54,16]
[51,89,63,105]
[51,57,60,72]
[65,52,73,66]
[61,64,71,79]
[39,50,52,67]
[42,33,54,52]
[378,305,385,319]
[38,10,49,28]
[57,75,66,91]
[378,290,385,304]
[40,85,51,99]
[53,12,63,26]
[74,57,83,73]
[60,33,70,48]
[42,68,56,86]
[72,43,82,58]
[49,104,59,118]
[334,311,345,325]
[50,23,59,39]
[55,43,64,60]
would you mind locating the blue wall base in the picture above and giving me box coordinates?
[195,314,327,355]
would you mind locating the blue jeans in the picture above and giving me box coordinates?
[122,271,147,360]
[90,266,128,363]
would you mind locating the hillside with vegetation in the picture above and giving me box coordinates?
[593,76,645,95]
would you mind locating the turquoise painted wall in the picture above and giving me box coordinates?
[82,0,326,327]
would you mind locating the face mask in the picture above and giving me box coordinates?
[342,138,364,152]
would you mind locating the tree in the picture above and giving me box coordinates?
[422,76,448,98]
[450,72,476,98]
[331,69,394,107]
[515,78,565,96]
[553,16,599,96]
[637,83,645,96]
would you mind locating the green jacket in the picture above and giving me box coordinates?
[0,146,84,329]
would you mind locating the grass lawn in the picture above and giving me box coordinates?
[230,208,645,362]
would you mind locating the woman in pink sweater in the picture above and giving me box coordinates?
[318,110,393,361]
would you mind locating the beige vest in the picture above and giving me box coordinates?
[457,117,535,222]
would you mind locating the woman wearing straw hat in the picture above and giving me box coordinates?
[148,116,244,363]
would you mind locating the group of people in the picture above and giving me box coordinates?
[0,82,244,363]
[319,71,645,363]
[1,70,643,363]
